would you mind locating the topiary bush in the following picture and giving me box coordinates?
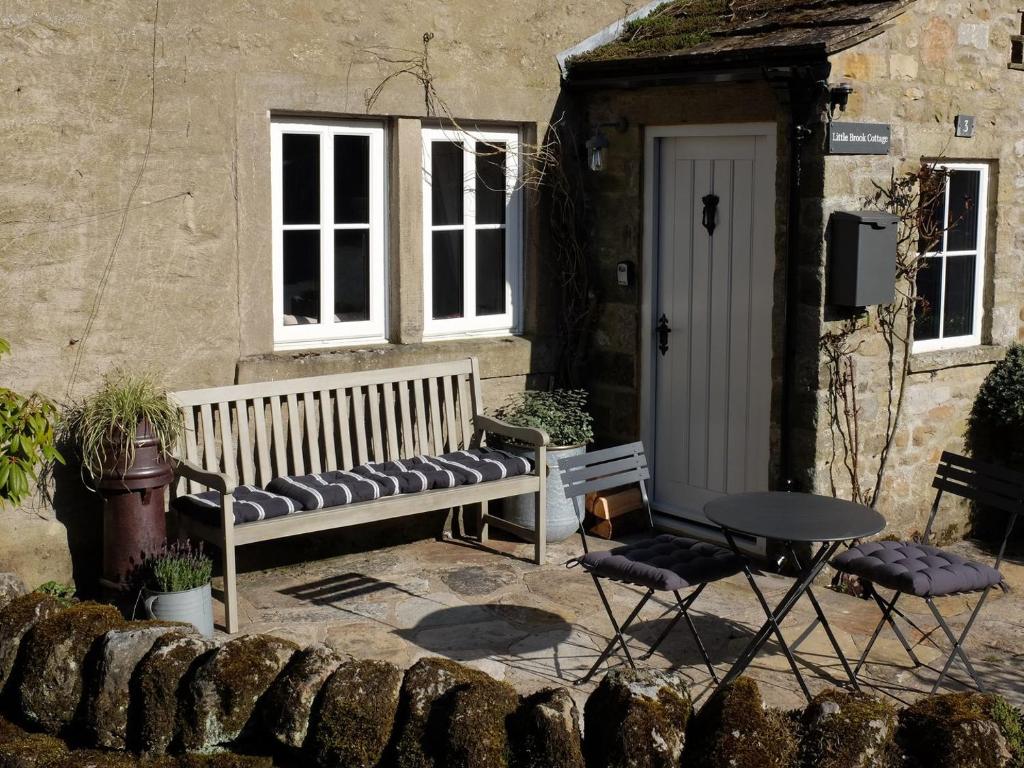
[967,344,1024,541]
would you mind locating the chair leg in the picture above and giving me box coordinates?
[676,588,719,684]
[802,585,858,690]
[927,592,989,693]
[479,500,489,545]
[854,590,902,676]
[577,581,652,685]
[874,591,923,667]
[643,584,704,659]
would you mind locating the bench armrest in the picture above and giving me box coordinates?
[474,415,549,448]
[169,456,236,495]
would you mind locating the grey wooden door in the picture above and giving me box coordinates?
[652,132,775,524]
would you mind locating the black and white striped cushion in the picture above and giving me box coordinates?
[173,485,300,524]
[432,448,533,484]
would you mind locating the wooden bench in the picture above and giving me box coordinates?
[169,357,548,633]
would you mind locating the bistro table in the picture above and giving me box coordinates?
[705,492,886,700]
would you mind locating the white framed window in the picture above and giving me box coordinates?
[270,119,387,348]
[913,162,989,353]
[422,126,522,338]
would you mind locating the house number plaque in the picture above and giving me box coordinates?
[827,122,891,155]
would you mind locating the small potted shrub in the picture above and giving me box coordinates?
[493,389,594,542]
[968,343,1024,541]
[138,540,214,637]
[62,368,183,589]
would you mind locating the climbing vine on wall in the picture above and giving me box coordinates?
[821,164,947,507]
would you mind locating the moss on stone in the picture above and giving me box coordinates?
[307,658,402,768]
[0,593,62,695]
[0,717,31,746]
[174,754,275,767]
[42,748,141,767]
[569,0,727,65]
[583,668,692,768]
[180,634,297,753]
[0,732,69,767]
[131,632,216,755]
[15,602,125,735]
[439,676,519,768]
[684,677,798,768]
[388,657,496,768]
[989,696,1024,768]
[800,688,898,768]
[511,688,584,768]
[900,692,1014,768]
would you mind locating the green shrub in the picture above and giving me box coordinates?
[61,367,183,482]
[493,389,594,448]
[33,580,76,607]
[137,540,213,593]
[991,696,1024,768]
[971,344,1024,431]
[0,338,64,506]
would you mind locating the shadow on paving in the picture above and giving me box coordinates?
[278,572,423,606]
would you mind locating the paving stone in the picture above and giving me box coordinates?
[440,565,517,596]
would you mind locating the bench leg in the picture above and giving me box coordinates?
[479,500,489,545]
[534,488,546,565]
[222,542,239,634]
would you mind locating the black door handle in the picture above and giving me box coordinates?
[657,314,672,356]
[702,193,719,236]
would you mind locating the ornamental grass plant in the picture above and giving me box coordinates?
[61,367,183,482]
[493,389,594,448]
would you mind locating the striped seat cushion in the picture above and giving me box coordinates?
[173,485,300,524]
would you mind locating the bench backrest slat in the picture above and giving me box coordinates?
[171,358,483,494]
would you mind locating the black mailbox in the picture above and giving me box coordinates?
[827,210,899,307]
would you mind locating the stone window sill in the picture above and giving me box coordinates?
[236,335,556,384]
[909,344,1005,375]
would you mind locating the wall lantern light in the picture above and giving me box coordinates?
[828,82,855,117]
[586,117,628,172]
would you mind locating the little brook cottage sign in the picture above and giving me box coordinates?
[828,121,891,155]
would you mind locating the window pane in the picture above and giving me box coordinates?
[283,230,321,324]
[432,230,464,319]
[914,257,941,341]
[476,229,506,316]
[334,229,370,322]
[283,134,320,225]
[334,134,370,224]
[946,170,981,252]
[476,142,506,225]
[918,168,945,253]
[431,141,464,226]
[943,254,976,338]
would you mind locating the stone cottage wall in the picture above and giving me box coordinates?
[810,0,1024,534]
[0,1,627,586]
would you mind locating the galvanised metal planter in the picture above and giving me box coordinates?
[502,444,586,543]
[143,582,214,637]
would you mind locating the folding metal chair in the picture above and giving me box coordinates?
[833,451,1020,693]
[559,442,745,684]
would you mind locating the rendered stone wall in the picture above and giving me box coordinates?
[808,1,1024,535]
[0,0,626,586]
[0,588,1020,768]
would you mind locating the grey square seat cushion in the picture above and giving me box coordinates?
[580,534,744,592]
[833,540,1004,597]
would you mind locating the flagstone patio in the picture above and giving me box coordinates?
[217,532,1024,712]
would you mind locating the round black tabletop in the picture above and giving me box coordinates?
[704,491,886,543]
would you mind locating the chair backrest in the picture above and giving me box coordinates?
[169,358,484,495]
[558,442,651,553]
[928,451,1024,568]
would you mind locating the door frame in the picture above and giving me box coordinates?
[640,123,777,550]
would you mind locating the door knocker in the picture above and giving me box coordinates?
[702,193,720,236]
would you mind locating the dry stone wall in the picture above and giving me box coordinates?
[0,590,1020,767]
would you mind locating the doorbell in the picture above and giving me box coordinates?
[617,261,635,287]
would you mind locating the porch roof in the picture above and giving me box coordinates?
[565,0,913,85]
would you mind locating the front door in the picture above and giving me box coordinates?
[650,128,775,525]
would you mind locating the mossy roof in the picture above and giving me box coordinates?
[567,0,913,79]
